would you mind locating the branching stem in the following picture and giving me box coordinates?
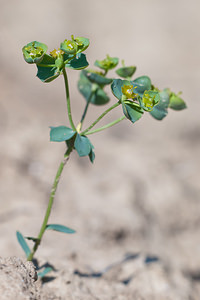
[81,102,120,135]
[85,116,126,135]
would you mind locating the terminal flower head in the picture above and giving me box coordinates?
[60,35,89,55]
[22,41,47,64]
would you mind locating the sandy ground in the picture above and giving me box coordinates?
[0,0,200,299]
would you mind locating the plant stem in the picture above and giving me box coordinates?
[27,147,73,261]
[78,89,96,132]
[85,116,126,135]
[62,68,76,132]
[80,94,92,124]
[81,102,120,135]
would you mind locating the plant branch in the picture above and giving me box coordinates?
[85,116,126,135]
[81,101,120,135]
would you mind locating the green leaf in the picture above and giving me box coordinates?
[36,54,59,82]
[169,93,187,110]
[132,76,152,96]
[75,134,93,157]
[37,267,53,278]
[65,53,89,70]
[82,70,113,85]
[78,72,110,105]
[122,101,144,123]
[16,231,31,258]
[46,224,76,234]
[116,66,136,79]
[50,126,76,142]
[150,90,170,120]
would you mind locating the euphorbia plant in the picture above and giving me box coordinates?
[17,35,186,275]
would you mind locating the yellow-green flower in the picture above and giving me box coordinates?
[50,48,64,58]
[140,90,160,111]
[95,55,119,71]
[121,84,138,100]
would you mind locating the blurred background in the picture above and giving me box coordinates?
[0,0,199,275]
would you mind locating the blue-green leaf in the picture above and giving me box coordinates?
[122,101,144,123]
[116,66,136,79]
[37,267,53,278]
[65,53,89,70]
[75,134,93,157]
[111,79,130,101]
[82,70,113,85]
[89,146,95,163]
[93,88,110,105]
[50,126,76,142]
[150,90,170,120]
[132,76,152,96]
[36,54,60,83]
[78,72,110,105]
[46,224,76,234]
[16,231,31,258]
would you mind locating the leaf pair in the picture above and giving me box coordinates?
[16,224,75,258]
[50,126,95,163]
[37,53,88,83]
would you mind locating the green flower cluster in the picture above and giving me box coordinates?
[78,55,186,124]
[22,36,89,82]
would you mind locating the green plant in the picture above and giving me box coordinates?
[17,35,186,275]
